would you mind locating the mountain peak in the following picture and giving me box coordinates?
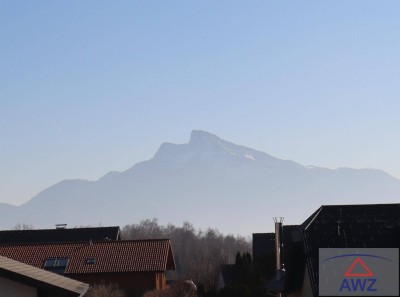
[189,130,222,146]
[153,130,235,162]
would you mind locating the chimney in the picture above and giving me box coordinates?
[55,224,67,229]
[274,217,285,297]
[274,217,284,271]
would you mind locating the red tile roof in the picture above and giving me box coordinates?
[0,239,175,274]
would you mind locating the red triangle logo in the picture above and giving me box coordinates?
[344,257,373,277]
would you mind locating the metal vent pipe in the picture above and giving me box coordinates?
[274,217,284,271]
[273,217,284,297]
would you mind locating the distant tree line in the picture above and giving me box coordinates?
[13,223,34,230]
[121,219,251,291]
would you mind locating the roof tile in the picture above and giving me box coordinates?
[0,239,175,274]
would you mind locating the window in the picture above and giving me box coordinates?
[44,258,57,268]
[43,257,69,274]
[85,258,96,264]
[56,257,69,267]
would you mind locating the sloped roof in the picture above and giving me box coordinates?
[0,255,89,297]
[0,226,121,244]
[301,203,400,297]
[0,239,175,274]
[219,264,235,286]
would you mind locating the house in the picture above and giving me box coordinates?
[0,239,176,297]
[0,226,121,244]
[258,203,400,297]
[253,225,302,283]
[216,264,235,290]
[0,255,89,297]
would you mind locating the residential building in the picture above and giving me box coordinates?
[0,255,89,297]
[0,239,175,297]
[256,203,400,297]
[0,226,121,244]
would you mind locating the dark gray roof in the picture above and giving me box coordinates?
[0,226,121,244]
[0,255,89,297]
[301,203,400,297]
[219,264,236,287]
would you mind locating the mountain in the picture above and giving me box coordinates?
[1,130,400,235]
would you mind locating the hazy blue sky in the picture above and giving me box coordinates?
[1,1,400,205]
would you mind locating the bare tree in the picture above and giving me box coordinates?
[13,223,34,230]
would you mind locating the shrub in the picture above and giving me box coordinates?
[142,282,197,297]
[86,283,126,297]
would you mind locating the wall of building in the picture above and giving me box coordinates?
[0,276,37,297]
[69,271,165,297]
[285,267,313,297]
[300,267,313,297]
[155,272,166,290]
